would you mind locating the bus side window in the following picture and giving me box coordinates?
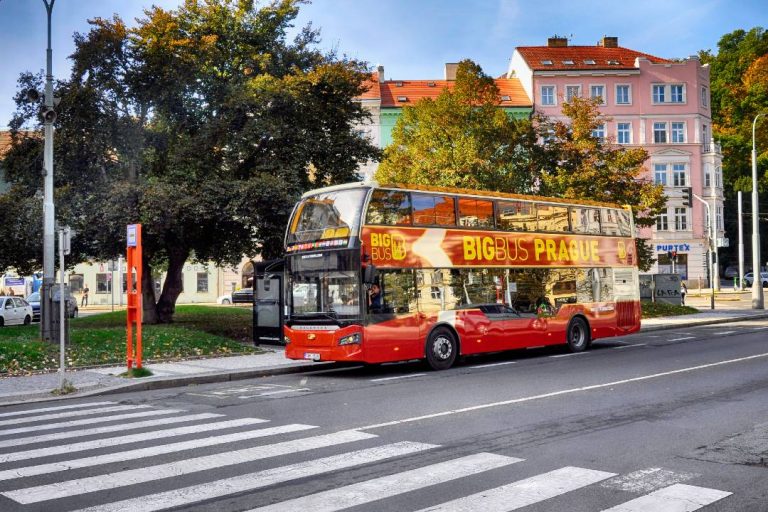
[458,198,494,228]
[537,204,570,232]
[570,207,601,234]
[495,200,535,231]
[412,194,456,226]
[366,190,413,226]
[616,209,632,237]
[600,209,620,236]
[372,270,416,315]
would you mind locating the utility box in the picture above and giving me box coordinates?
[640,274,682,305]
[51,284,71,345]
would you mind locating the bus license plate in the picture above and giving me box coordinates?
[304,352,321,361]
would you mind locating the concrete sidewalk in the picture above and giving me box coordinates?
[2,308,768,406]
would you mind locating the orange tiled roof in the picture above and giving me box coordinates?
[516,45,671,71]
[378,78,530,108]
[0,131,11,158]
[358,72,381,100]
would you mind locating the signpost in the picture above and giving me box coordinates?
[58,226,71,390]
[126,224,143,372]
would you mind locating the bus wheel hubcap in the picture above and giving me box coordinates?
[571,326,583,345]
[433,336,452,360]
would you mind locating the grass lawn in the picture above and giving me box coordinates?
[641,300,699,318]
[0,305,261,376]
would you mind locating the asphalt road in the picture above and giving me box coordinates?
[1,319,767,511]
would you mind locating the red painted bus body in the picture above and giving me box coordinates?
[283,183,641,370]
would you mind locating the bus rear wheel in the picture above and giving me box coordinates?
[566,317,590,353]
[426,327,457,371]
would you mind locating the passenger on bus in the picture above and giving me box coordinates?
[368,283,382,312]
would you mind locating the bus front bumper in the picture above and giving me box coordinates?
[284,325,365,363]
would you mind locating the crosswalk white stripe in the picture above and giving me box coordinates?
[249,452,524,512]
[0,423,317,482]
[600,483,732,511]
[0,405,152,427]
[414,466,616,511]
[75,441,437,512]
[0,409,181,437]
[0,417,272,463]
[4,429,378,504]
[0,401,116,419]
[0,413,224,449]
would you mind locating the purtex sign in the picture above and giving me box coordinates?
[656,243,691,253]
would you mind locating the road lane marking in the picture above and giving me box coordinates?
[3,430,378,503]
[371,373,427,382]
[0,417,270,463]
[614,344,647,350]
[0,413,223,449]
[0,405,151,427]
[0,423,317,482]
[601,467,698,493]
[550,352,588,358]
[469,361,517,368]
[248,453,523,512]
[0,401,116,419]
[72,442,437,512]
[714,331,736,336]
[600,483,731,511]
[357,351,768,431]
[667,336,696,342]
[0,409,181,438]
[413,466,615,511]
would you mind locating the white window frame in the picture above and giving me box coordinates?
[656,211,669,231]
[540,85,556,106]
[716,206,723,230]
[589,84,606,105]
[653,122,668,144]
[652,84,665,103]
[672,163,687,187]
[652,83,687,104]
[592,123,606,141]
[654,163,668,185]
[716,166,722,187]
[615,84,631,105]
[701,85,709,107]
[674,207,688,231]
[670,84,685,103]
[704,163,712,188]
[617,122,631,144]
[565,84,581,102]
[671,121,686,143]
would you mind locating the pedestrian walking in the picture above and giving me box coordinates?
[680,281,687,306]
[81,285,89,307]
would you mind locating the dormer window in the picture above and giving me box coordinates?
[607,59,620,65]
[541,60,553,65]
[500,95,511,101]
[395,81,404,87]
[427,81,436,87]
[562,60,575,65]
[584,59,596,65]
[396,96,408,102]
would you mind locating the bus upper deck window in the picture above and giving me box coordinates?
[412,193,456,226]
[365,190,412,225]
[458,198,494,228]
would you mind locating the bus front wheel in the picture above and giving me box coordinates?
[566,317,590,353]
[426,327,457,371]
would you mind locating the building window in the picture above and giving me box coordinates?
[656,212,669,231]
[674,208,688,230]
[672,164,687,187]
[196,272,209,293]
[704,164,712,188]
[671,122,685,143]
[701,86,709,107]
[716,166,722,187]
[653,122,667,143]
[590,85,605,104]
[671,84,684,103]
[69,274,84,293]
[565,85,581,102]
[716,206,724,230]
[652,85,665,103]
[654,164,667,185]
[702,124,709,144]
[96,273,112,294]
[616,84,631,104]
[592,123,605,141]
[541,85,555,106]
[617,122,631,144]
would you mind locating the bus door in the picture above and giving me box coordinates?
[364,269,423,362]
[253,260,284,345]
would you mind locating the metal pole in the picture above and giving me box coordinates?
[738,191,745,291]
[693,193,715,310]
[40,0,57,342]
[711,174,719,291]
[58,228,65,389]
[118,256,124,306]
[752,113,765,309]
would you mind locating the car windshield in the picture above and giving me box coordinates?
[287,250,361,323]
[27,293,40,302]
[286,188,368,245]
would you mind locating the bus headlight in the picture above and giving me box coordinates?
[338,333,361,346]
[283,336,291,344]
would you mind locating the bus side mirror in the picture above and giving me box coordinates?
[363,264,377,284]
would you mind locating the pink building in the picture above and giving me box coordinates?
[508,36,723,283]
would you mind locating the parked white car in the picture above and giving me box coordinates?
[0,296,33,326]
[217,294,232,305]
[743,272,768,287]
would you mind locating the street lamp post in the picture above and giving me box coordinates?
[751,113,766,309]
[40,0,57,341]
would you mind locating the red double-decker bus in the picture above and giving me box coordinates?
[283,182,640,370]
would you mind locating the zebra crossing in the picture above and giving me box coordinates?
[0,400,732,511]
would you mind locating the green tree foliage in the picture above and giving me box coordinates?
[536,97,666,270]
[376,59,542,192]
[1,0,378,323]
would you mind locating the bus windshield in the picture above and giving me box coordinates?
[287,251,361,322]
[287,189,368,244]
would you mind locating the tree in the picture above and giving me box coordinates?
[536,97,666,270]
[376,59,541,192]
[1,0,379,323]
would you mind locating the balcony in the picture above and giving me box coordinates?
[702,141,721,154]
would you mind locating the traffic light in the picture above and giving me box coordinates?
[667,251,673,260]
[671,250,677,262]
[681,187,692,207]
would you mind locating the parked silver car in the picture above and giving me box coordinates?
[743,272,768,287]
[0,296,33,326]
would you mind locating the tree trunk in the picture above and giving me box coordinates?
[141,259,158,324]
[156,248,189,324]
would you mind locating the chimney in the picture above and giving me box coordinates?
[376,65,384,82]
[547,36,568,47]
[445,63,458,81]
[599,36,619,48]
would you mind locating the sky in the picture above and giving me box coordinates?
[0,0,766,128]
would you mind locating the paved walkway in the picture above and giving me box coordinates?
[2,307,768,406]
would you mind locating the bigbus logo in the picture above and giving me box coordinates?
[370,233,407,261]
